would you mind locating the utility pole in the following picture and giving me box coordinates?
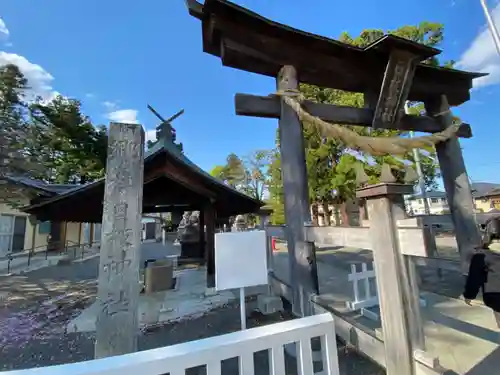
[480,0,500,57]
[405,102,431,215]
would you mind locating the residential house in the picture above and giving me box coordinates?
[471,182,500,212]
[0,176,171,256]
[406,190,450,215]
[0,176,102,257]
[405,190,449,215]
[404,182,500,216]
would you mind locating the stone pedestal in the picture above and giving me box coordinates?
[257,294,284,315]
[145,260,174,293]
[180,241,204,260]
[177,211,203,260]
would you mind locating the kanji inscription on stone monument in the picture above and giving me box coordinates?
[94,122,144,359]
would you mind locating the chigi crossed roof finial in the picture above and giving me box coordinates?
[147,104,184,147]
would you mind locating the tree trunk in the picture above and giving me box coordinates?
[311,203,319,226]
[333,204,341,226]
[340,202,349,227]
[322,202,331,226]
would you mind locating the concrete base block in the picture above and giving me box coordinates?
[257,294,284,315]
[57,256,72,266]
[0,291,9,302]
[145,260,173,294]
[205,287,218,297]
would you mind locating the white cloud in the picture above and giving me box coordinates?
[107,109,139,124]
[0,18,9,39]
[0,51,59,102]
[145,129,157,143]
[102,100,117,111]
[0,18,59,102]
[457,3,500,88]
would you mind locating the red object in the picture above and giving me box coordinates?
[271,237,277,252]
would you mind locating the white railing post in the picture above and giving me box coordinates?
[346,262,377,312]
[346,261,427,322]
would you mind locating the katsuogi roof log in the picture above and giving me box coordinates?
[186,0,486,106]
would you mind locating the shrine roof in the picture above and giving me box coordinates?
[186,0,486,106]
[145,133,264,207]
[21,129,264,222]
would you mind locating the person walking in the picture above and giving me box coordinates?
[463,247,500,328]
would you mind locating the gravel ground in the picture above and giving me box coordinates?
[0,243,384,374]
[0,298,384,375]
[0,258,99,371]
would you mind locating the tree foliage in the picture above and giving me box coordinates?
[210,151,271,201]
[266,23,451,225]
[0,64,35,177]
[0,63,108,187]
[30,96,108,184]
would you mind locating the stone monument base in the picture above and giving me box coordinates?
[180,241,205,260]
[144,260,174,294]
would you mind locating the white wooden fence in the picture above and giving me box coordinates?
[4,314,339,375]
[346,262,427,322]
[346,262,378,311]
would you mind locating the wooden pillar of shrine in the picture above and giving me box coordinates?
[425,95,481,272]
[198,206,205,256]
[204,203,216,288]
[277,65,319,316]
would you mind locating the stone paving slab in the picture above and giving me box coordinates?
[68,267,236,333]
[272,247,500,375]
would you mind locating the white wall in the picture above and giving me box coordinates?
[0,201,49,254]
[0,201,88,255]
[406,197,449,215]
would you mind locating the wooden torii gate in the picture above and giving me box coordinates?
[186,0,485,315]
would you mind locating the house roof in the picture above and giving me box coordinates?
[472,182,500,198]
[405,183,500,201]
[1,175,79,196]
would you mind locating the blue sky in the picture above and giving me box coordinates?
[1,0,500,185]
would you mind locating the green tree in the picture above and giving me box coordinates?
[0,64,38,177]
[30,96,108,184]
[267,23,450,226]
[241,150,270,201]
[266,148,285,225]
[210,151,271,201]
[210,153,246,188]
[209,165,227,180]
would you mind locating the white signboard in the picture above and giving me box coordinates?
[215,230,268,291]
